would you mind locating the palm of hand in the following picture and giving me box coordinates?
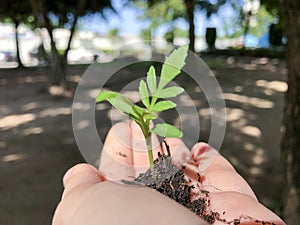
[52,122,286,225]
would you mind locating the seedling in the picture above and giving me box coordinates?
[96,46,188,169]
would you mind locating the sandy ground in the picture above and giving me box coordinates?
[0,55,287,225]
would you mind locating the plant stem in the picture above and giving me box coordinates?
[141,94,161,170]
[146,136,154,170]
[138,119,154,170]
[142,95,158,170]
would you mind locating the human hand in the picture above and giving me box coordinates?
[52,121,206,225]
[52,122,286,225]
[99,121,286,225]
[51,163,205,225]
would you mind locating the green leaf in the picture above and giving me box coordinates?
[109,96,134,115]
[151,123,183,138]
[96,90,118,102]
[158,45,188,89]
[139,80,150,107]
[156,86,184,98]
[129,105,145,122]
[146,66,157,95]
[96,90,134,115]
[152,100,176,112]
[144,113,157,121]
[132,105,146,115]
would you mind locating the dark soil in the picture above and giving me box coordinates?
[133,150,220,224]
[133,151,278,225]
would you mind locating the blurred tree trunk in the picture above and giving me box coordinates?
[184,0,195,52]
[29,0,84,88]
[242,11,251,49]
[51,47,67,86]
[14,20,24,68]
[43,15,67,86]
[281,0,300,224]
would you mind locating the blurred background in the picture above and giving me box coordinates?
[0,0,299,224]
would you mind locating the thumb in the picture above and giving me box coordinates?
[62,163,104,199]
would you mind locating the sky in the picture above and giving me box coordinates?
[79,0,150,36]
[78,0,239,37]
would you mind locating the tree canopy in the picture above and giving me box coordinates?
[0,0,34,67]
[28,0,114,86]
[134,0,229,51]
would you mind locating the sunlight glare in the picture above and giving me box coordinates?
[39,107,71,118]
[22,102,40,111]
[0,113,36,130]
[255,80,287,92]
[241,126,262,137]
[252,154,264,165]
[21,127,43,136]
[2,153,27,163]
[76,120,90,129]
[249,166,261,175]
[198,108,211,118]
[244,142,255,151]
[223,93,274,109]
[226,108,244,121]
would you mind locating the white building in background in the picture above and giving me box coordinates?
[0,23,148,65]
[0,23,41,66]
[0,23,235,66]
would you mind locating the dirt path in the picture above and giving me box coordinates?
[0,56,286,224]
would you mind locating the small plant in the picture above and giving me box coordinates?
[96,46,188,169]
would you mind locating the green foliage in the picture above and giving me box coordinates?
[261,0,281,18]
[138,0,185,26]
[247,5,275,37]
[140,28,152,40]
[173,27,188,38]
[28,0,115,86]
[151,123,182,138]
[96,45,188,167]
[96,91,134,115]
[152,100,176,112]
[134,0,185,37]
[146,66,157,94]
[0,0,33,24]
[155,86,184,98]
[135,0,229,51]
[139,80,150,107]
[0,0,34,67]
[107,28,120,37]
[30,0,114,30]
[159,46,188,88]
[219,3,276,39]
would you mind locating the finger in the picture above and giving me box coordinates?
[99,122,135,181]
[101,122,134,164]
[53,164,103,225]
[130,121,162,168]
[62,164,103,199]
[187,142,257,199]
